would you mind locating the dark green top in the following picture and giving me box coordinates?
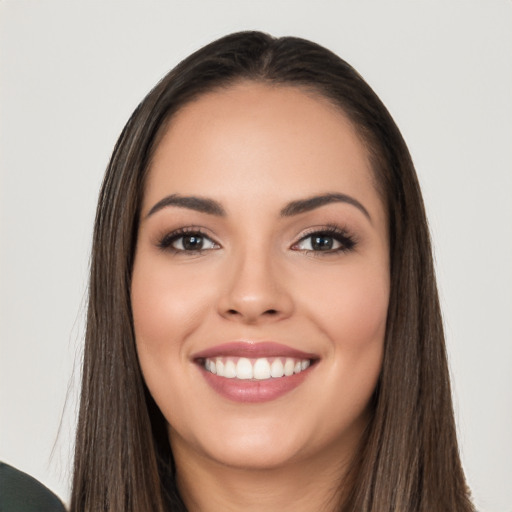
[0,462,66,512]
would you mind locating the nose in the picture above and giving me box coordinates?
[217,247,294,324]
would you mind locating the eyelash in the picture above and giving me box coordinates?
[157,225,357,255]
[292,225,357,255]
[157,227,218,253]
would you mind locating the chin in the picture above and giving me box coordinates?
[204,436,305,470]
[169,414,310,470]
[171,409,364,474]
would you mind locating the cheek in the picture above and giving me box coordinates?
[131,257,213,353]
[130,257,213,420]
[300,262,389,352]
[298,260,388,417]
[304,264,388,426]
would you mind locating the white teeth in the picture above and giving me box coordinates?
[204,356,312,380]
[224,359,237,378]
[236,358,253,380]
[253,358,271,380]
[301,360,310,371]
[284,358,295,376]
[270,359,284,378]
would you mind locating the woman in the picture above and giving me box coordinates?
[71,31,474,511]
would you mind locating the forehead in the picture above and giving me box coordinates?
[144,82,381,217]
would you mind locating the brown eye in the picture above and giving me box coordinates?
[159,230,219,252]
[293,228,356,253]
[177,234,206,251]
[310,235,335,251]
[296,233,339,251]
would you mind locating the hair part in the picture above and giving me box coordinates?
[71,31,474,511]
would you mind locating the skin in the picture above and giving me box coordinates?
[131,82,390,512]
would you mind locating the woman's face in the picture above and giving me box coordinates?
[131,82,389,472]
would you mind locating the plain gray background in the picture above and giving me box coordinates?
[1,1,511,510]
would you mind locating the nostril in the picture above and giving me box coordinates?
[225,308,279,317]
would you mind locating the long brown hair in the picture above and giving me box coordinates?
[71,31,474,511]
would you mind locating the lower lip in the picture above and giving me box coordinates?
[199,365,314,403]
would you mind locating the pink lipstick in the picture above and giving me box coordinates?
[193,342,318,403]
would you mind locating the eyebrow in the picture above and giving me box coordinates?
[280,193,371,221]
[146,192,371,221]
[146,194,226,218]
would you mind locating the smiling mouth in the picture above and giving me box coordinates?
[192,341,318,402]
[201,356,312,380]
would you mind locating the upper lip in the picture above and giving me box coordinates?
[192,341,318,360]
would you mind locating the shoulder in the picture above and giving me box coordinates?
[0,462,66,512]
